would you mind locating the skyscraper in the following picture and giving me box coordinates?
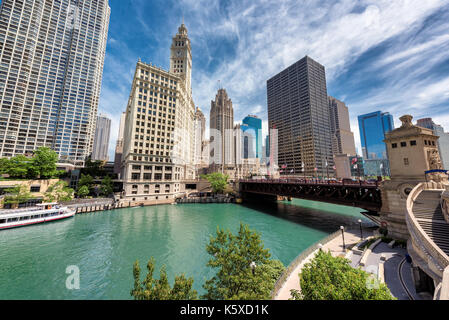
[193,107,206,166]
[92,114,111,161]
[121,23,195,204]
[358,111,394,160]
[0,0,110,166]
[328,97,356,156]
[210,88,234,171]
[114,112,126,175]
[267,56,334,176]
[242,115,262,159]
[417,118,449,170]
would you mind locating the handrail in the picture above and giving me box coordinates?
[406,183,449,274]
[271,230,342,299]
[240,178,379,188]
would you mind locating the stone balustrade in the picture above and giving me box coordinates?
[443,191,449,224]
[406,183,449,282]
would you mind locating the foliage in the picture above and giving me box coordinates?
[202,223,285,300]
[131,257,197,300]
[77,185,90,199]
[32,147,59,179]
[100,175,113,197]
[291,250,395,300]
[201,172,229,194]
[44,181,74,203]
[0,147,60,179]
[77,174,94,192]
[81,158,106,178]
[3,185,34,206]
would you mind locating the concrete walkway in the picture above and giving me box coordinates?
[275,229,369,300]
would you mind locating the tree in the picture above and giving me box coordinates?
[100,175,113,197]
[77,185,90,199]
[291,250,395,300]
[202,223,285,300]
[32,147,59,178]
[131,257,197,300]
[201,172,229,194]
[4,185,34,208]
[82,158,106,178]
[77,174,94,194]
[44,181,74,203]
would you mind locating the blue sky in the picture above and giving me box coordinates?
[99,0,449,160]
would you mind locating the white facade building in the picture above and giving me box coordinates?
[121,24,195,204]
[0,0,110,166]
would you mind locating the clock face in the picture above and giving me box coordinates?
[176,50,182,57]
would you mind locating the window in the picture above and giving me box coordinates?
[400,142,407,147]
[30,186,40,192]
[392,143,397,149]
[404,158,409,166]
[410,140,417,146]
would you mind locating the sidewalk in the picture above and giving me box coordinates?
[275,229,369,300]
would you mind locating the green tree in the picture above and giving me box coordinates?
[82,158,106,178]
[131,257,197,300]
[291,250,395,300]
[100,175,113,197]
[202,223,285,300]
[44,181,74,203]
[201,172,229,194]
[77,174,94,193]
[4,185,34,208]
[77,185,90,199]
[32,147,59,178]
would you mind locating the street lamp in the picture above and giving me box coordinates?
[340,226,346,250]
[358,219,363,240]
[250,261,257,275]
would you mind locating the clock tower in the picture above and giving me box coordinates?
[170,23,192,95]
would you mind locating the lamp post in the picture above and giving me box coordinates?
[340,226,346,250]
[358,219,363,240]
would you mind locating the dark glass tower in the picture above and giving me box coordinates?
[267,56,334,176]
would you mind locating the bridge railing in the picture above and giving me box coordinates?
[240,178,379,188]
[406,182,449,277]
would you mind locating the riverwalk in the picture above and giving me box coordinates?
[274,228,423,300]
[275,229,367,300]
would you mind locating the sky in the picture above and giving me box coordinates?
[99,0,449,160]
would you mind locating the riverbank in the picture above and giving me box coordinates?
[274,229,371,300]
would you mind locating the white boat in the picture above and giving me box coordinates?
[0,202,76,230]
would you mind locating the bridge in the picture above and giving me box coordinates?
[239,178,382,212]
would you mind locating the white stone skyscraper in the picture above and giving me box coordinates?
[121,24,195,205]
[92,114,111,161]
[0,0,110,167]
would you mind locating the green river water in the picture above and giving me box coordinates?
[0,199,369,299]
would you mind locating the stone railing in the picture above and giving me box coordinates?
[442,189,449,224]
[406,183,449,280]
[271,230,342,299]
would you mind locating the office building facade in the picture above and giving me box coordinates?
[121,24,195,204]
[209,88,234,171]
[358,111,394,160]
[92,114,111,161]
[267,56,334,177]
[0,0,110,166]
[242,115,262,159]
[328,97,356,156]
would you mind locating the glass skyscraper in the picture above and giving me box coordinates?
[241,115,262,159]
[358,111,394,160]
[0,0,110,167]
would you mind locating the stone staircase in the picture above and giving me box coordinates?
[413,190,449,257]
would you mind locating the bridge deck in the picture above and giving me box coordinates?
[413,190,449,256]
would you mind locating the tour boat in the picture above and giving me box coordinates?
[0,203,76,230]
